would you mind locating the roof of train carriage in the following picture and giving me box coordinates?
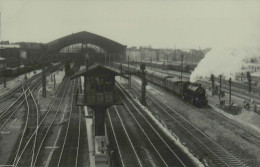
[152,71,173,81]
[166,77,189,83]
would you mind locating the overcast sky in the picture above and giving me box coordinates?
[0,0,259,49]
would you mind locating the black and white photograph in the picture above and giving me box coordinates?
[0,0,259,166]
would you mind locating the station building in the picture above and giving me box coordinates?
[0,42,42,68]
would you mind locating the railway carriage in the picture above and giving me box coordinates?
[149,72,172,87]
[114,62,207,106]
[165,78,188,95]
[121,64,136,73]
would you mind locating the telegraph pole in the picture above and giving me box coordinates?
[128,56,131,88]
[84,56,88,102]
[210,74,215,91]
[3,64,6,88]
[229,78,232,110]
[42,65,46,98]
[180,54,183,81]
[140,64,147,105]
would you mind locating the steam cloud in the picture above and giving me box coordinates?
[190,48,260,82]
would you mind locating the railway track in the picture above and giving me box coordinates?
[115,82,196,167]
[5,77,70,167]
[31,78,71,167]
[119,79,249,167]
[36,77,86,167]
[0,72,42,100]
[107,107,143,167]
[0,73,42,115]
[0,78,42,132]
[55,79,82,167]
[11,85,39,167]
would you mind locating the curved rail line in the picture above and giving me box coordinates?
[11,78,70,167]
[31,78,71,167]
[0,77,41,119]
[0,79,41,132]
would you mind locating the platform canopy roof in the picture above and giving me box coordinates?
[45,31,127,54]
[71,64,121,79]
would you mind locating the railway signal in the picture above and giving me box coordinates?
[140,64,147,106]
[210,74,215,94]
[119,62,147,106]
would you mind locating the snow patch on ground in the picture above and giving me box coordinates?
[210,104,260,134]
[207,88,260,134]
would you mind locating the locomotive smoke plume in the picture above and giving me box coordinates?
[190,48,260,82]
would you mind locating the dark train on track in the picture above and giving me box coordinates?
[1,64,41,77]
[130,60,196,73]
[114,62,207,106]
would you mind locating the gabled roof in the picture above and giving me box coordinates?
[71,64,121,79]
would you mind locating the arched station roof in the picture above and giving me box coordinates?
[45,31,127,55]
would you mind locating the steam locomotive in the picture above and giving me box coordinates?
[114,62,207,106]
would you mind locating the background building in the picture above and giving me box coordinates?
[126,46,210,66]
